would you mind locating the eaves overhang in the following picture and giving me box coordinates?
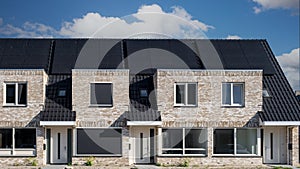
[40,121,76,126]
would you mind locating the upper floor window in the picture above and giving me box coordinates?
[222,83,244,106]
[90,83,113,107]
[4,82,27,106]
[174,83,197,106]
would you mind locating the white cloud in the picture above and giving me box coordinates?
[252,0,299,14]
[0,19,58,38]
[59,12,120,37]
[0,4,214,38]
[59,4,214,38]
[226,35,242,39]
[277,48,300,90]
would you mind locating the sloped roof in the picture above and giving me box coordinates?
[0,38,299,122]
[259,41,300,121]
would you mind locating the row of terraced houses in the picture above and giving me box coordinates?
[0,39,299,167]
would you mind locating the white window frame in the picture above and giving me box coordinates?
[161,128,207,156]
[74,127,122,157]
[3,82,27,106]
[89,82,113,107]
[221,82,244,107]
[212,128,260,157]
[174,83,197,107]
[0,128,36,156]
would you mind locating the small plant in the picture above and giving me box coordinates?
[178,159,190,167]
[273,167,292,169]
[156,163,162,166]
[85,156,95,166]
[26,157,38,166]
[67,162,72,166]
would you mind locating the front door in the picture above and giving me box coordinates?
[132,127,151,164]
[51,127,68,164]
[264,127,286,164]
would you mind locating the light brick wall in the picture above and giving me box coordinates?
[155,69,263,166]
[0,69,47,166]
[292,126,299,166]
[72,69,129,127]
[156,69,263,127]
[156,156,263,167]
[0,70,47,126]
[72,69,130,165]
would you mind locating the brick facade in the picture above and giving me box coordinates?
[0,70,47,166]
[0,69,299,167]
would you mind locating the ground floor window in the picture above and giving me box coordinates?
[213,128,258,155]
[0,129,12,148]
[0,128,36,156]
[76,128,122,156]
[15,129,36,148]
[162,128,207,155]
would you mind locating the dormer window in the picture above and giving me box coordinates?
[58,89,66,97]
[140,89,148,97]
[263,89,271,98]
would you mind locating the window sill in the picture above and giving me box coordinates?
[89,104,113,108]
[0,155,36,157]
[174,105,197,108]
[221,105,244,108]
[212,154,261,157]
[74,154,122,157]
[3,104,27,107]
[159,154,207,157]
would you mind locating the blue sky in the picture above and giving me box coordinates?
[0,0,299,89]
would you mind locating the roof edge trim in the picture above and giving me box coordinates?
[40,121,76,126]
[127,121,162,126]
[261,121,300,126]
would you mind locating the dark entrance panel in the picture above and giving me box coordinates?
[150,129,155,163]
[46,129,51,164]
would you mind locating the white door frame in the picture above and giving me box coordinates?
[49,127,69,164]
[263,127,287,164]
[130,127,155,164]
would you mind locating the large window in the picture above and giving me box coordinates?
[0,129,12,148]
[90,83,113,106]
[222,83,244,106]
[15,129,36,148]
[4,83,27,106]
[162,128,207,155]
[174,83,197,106]
[0,128,36,156]
[213,128,258,155]
[77,128,122,155]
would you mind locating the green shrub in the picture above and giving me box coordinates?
[25,157,38,166]
[85,156,95,166]
[178,159,190,167]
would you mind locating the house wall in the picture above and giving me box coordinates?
[155,69,263,166]
[291,126,299,166]
[72,69,129,127]
[0,69,47,126]
[71,69,130,165]
[156,69,263,127]
[0,69,47,166]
